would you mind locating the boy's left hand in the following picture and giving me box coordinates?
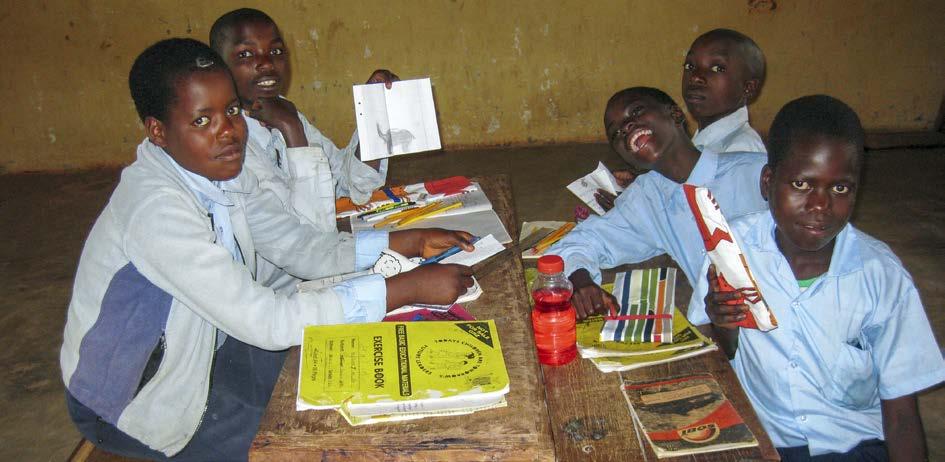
[595,189,617,212]
[389,228,475,259]
[366,69,400,89]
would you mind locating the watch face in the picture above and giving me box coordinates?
[373,252,404,277]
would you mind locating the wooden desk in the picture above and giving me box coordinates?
[251,175,779,461]
[538,260,779,460]
[251,175,555,461]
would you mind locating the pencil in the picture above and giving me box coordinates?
[395,202,462,228]
[373,201,441,228]
[532,222,576,254]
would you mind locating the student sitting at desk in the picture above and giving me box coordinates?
[596,28,767,211]
[210,8,398,293]
[60,38,474,461]
[549,87,767,320]
[689,95,945,461]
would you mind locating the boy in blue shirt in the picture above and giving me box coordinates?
[550,87,767,319]
[61,38,474,460]
[597,29,766,211]
[689,95,945,461]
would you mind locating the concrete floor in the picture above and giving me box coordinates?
[1,142,943,460]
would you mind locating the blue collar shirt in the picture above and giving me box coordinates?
[551,148,768,286]
[688,211,945,454]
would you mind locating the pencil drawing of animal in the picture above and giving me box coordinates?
[377,123,415,154]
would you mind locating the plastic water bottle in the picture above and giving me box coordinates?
[531,255,577,366]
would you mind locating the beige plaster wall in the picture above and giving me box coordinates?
[2,0,942,172]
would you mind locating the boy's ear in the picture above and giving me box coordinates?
[670,104,686,126]
[759,164,773,201]
[144,116,168,148]
[744,79,761,103]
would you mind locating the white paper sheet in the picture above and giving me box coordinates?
[566,161,624,215]
[353,78,441,161]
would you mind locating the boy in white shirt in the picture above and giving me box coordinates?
[210,8,397,291]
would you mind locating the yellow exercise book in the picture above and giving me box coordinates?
[297,321,510,425]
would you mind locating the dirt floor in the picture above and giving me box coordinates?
[1,142,943,460]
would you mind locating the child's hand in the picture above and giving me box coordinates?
[385,263,474,309]
[704,264,748,329]
[595,189,617,212]
[366,69,400,89]
[613,169,638,188]
[389,228,475,259]
[246,97,307,147]
[568,269,619,320]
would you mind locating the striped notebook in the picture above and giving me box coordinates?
[600,268,676,343]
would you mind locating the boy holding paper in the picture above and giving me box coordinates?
[689,95,945,461]
[550,87,767,320]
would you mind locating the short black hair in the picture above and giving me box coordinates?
[128,38,232,123]
[694,29,766,86]
[766,95,865,170]
[209,8,276,54]
[607,87,677,111]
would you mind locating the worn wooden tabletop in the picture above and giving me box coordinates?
[250,174,779,461]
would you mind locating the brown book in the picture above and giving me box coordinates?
[622,373,758,458]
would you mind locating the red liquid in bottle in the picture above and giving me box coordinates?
[531,287,577,366]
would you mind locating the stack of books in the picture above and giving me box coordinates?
[296,320,510,426]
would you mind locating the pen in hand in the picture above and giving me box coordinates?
[420,236,481,265]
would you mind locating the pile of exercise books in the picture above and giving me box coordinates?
[526,267,716,373]
[296,320,510,426]
[622,373,758,458]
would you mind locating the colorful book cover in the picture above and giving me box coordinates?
[622,374,758,458]
[600,268,676,343]
[577,302,710,359]
[297,320,509,426]
[683,184,777,331]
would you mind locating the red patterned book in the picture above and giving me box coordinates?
[622,373,758,458]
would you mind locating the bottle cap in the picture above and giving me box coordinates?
[537,255,564,274]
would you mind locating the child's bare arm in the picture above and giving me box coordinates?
[568,269,618,320]
[704,264,746,359]
[388,228,475,259]
[385,263,473,310]
[247,97,307,147]
[881,394,927,461]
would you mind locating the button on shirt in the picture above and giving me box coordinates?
[688,211,945,455]
[692,106,766,154]
[550,148,767,287]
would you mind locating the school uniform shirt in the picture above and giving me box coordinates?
[691,106,766,154]
[549,148,767,287]
[60,139,389,456]
[687,211,945,455]
[244,111,388,292]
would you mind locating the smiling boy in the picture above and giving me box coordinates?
[689,95,945,461]
[549,87,767,319]
[597,29,766,212]
[210,8,398,292]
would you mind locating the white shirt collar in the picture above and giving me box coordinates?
[692,106,750,150]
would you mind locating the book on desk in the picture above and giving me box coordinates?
[297,320,510,426]
[622,373,759,458]
[339,177,513,244]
